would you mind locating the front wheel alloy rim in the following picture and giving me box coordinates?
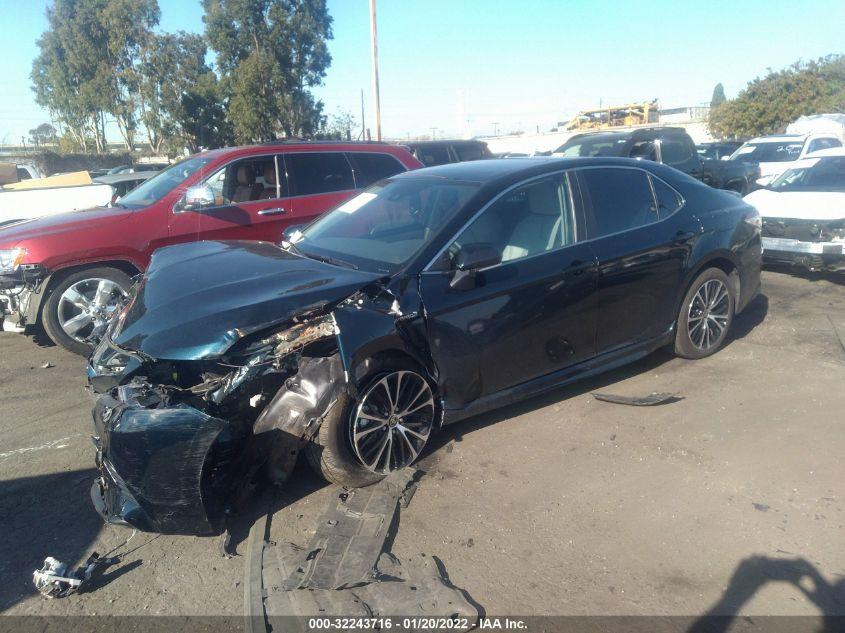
[351,370,435,475]
[57,278,127,343]
[687,279,730,351]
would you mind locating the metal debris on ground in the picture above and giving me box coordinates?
[32,552,118,598]
[245,468,481,631]
[592,391,683,406]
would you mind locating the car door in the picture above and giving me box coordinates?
[419,171,598,409]
[576,166,700,355]
[167,154,295,244]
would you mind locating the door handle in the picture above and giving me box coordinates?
[258,207,287,216]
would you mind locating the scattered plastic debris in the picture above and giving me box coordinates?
[33,553,118,598]
[592,392,682,406]
[41,362,55,369]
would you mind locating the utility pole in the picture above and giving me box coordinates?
[493,122,499,136]
[430,127,437,140]
[369,0,382,141]
[360,89,366,140]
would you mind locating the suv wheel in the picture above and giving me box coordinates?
[41,267,131,355]
[674,267,735,359]
[306,358,436,487]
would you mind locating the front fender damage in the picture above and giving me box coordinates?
[91,279,436,535]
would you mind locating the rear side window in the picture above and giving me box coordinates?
[16,168,31,180]
[578,168,657,238]
[285,152,354,196]
[454,143,485,161]
[650,176,683,216]
[414,145,451,166]
[347,152,405,188]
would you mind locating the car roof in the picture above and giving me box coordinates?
[93,172,159,184]
[390,156,659,184]
[746,134,809,143]
[801,147,845,159]
[404,139,487,147]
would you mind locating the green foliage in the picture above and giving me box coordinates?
[28,123,58,146]
[203,0,333,140]
[319,108,357,140]
[709,56,845,139]
[710,83,726,107]
[181,72,233,150]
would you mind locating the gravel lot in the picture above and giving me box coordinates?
[2,268,844,620]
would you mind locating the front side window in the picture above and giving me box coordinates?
[555,135,627,157]
[445,174,575,266]
[347,152,405,188]
[285,152,354,196]
[578,168,657,238]
[454,144,485,162]
[202,156,279,205]
[292,178,479,273]
[660,138,694,165]
[119,154,215,209]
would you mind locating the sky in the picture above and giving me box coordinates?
[1,0,845,144]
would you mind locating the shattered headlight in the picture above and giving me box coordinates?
[89,337,148,393]
[0,247,27,273]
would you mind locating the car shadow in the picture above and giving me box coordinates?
[723,291,769,348]
[687,555,845,632]
[764,263,845,287]
[0,468,102,612]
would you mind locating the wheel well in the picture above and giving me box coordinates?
[31,260,142,323]
[683,256,740,311]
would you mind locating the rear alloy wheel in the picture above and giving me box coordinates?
[306,360,436,487]
[674,267,735,359]
[41,267,131,355]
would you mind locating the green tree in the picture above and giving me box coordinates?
[203,0,333,141]
[31,0,160,152]
[710,83,726,107]
[709,56,845,139]
[28,123,58,147]
[180,71,233,151]
[320,108,356,140]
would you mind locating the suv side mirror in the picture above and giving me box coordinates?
[282,223,305,243]
[450,243,501,290]
[177,184,215,212]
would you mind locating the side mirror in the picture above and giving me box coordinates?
[177,184,215,212]
[721,155,731,161]
[450,243,501,290]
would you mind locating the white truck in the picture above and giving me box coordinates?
[0,170,113,227]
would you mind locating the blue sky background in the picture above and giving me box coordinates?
[2,0,844,143]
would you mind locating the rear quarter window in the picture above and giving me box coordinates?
[650,176,684,216]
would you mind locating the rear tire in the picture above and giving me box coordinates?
[41,267,131,356]
[674,267,735,360]
[306,357,436,487]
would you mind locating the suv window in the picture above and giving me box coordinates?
[16,167,32,180]
[660,138,694,165]
[347,152,405,188]
[578,167,657,238]
[650,176,683,216]
[203,156,279,204]
[285,152,354,196]
[808,137,842,153]
[629,140,657,161]
[448,174,575,266]
[454,143,485,162]
[414,145,452,166]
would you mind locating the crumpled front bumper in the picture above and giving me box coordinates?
[762,237,845,271]
[91,391,249,535]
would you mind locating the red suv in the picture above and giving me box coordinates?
[0,142,422,354]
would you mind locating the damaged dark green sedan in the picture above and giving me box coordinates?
[88,158,761,534]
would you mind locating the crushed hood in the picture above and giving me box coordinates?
[744,188,845,221]
[112,240,383,360]
[0,206,131,248]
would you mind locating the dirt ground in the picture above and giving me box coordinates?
[1,268,844,620]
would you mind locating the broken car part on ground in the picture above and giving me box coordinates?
[87,158,761,536]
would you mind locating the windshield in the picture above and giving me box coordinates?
[118,155,215,209]
[730,141,803,163]
[291,178,480,274]
[769,157,845,192]
[554,135,627,157]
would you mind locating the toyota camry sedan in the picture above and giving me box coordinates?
[88,157,762,535]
